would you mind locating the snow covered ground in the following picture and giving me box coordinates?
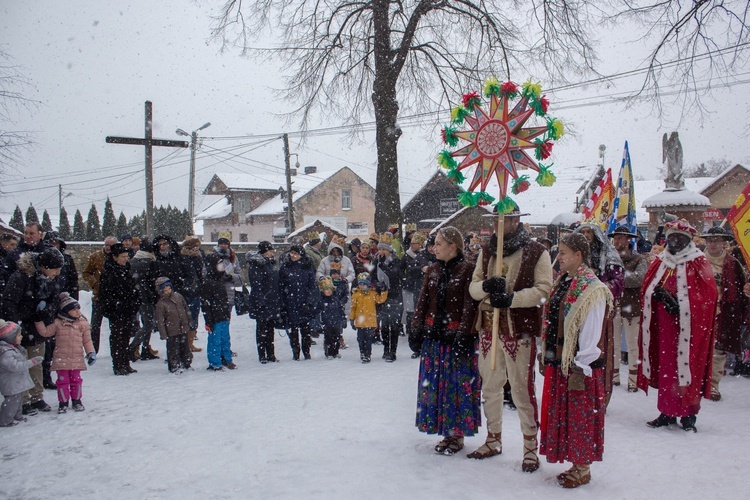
[1,291,748,499]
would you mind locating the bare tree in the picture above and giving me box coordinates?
[0,50,35,176]
[210,0,599,231]
[611,1,750,117]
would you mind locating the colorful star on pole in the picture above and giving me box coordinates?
[438,78,562,213]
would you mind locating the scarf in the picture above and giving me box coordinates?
[545,264,612,375]
[641,242,704,386]
[491,224,531,258]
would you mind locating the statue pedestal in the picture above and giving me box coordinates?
[642,188,710,242]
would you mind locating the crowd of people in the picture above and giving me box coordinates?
[1,212,748,490]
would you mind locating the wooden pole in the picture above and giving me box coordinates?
[490,216,505,371]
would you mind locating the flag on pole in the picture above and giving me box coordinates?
[607,141,637,234]
[582,167,615,230]
[726,180,750,268]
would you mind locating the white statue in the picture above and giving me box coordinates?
[662,132,685,190]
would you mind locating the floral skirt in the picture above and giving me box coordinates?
[540,365,606,464]
[415,339,481,437]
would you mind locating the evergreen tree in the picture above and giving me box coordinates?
[182,209,194,238]
[58,207,72,241]
[128,212,145,238]
[41,210,53,231]
[85,204,102,242]
[8,205,23,231]
[72,209,86,241]
[25,204,39,224]
[116,211,128,238]
[101,197,117,239]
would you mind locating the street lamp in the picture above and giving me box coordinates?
[176,122,211,219]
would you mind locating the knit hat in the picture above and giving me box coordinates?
[59,292,80,314]
[258,240,274,254]
[665,219,698,239]
[38,247,64,269]
[155,277,173,292]
[0,320,20,343]
[119,232,133,243]
[369,232,379,244]
[318,276,336,293]
[378,232,394,253]
[109,243,129,257]
[289,244,305,256]
[139,237,155,253]
[183,236,202,249]
[350,238,361,249]
[306,231,321,246]
[357,272,371,287]
[410,232,426,245]
[43,230,67,250]
[217,237,231,246]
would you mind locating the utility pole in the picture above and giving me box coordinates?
[58,184,72,226]
[283,133,295,233]
[176,122,211,219]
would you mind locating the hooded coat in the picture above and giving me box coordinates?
[278,252,319,327]
[316,240,356,284]
[246,251,281,323]
[0,341,35,396]
[154,234,199,299]
[154,277,192,339]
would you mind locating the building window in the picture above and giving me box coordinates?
[240,233,248,242]
[342,189,351,210]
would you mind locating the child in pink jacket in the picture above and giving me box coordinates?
[35,293,96,414]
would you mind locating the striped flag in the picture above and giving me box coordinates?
[582,167,615,230]
[607,141,637,234]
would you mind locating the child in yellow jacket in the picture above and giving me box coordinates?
[349,272,388,363]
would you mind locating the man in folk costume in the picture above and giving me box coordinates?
[467,203,553,472]
[700,226,747,401]
[608,225,648,392]
[639,219,718,432]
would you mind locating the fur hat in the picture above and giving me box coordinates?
[665,219,698,239]
[258,240,274,254]
[183,236,202,249]
[410,232,426,245]
[357,272,371,287]
[368,232,379,244]
[38,247,64,269]
[109,243,129,257]
[378,232,394,252]
[318,276,336,293]
[59,292,80,314]
[306,231,321,246]
[0,320,20,343]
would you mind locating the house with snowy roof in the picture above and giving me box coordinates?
[195,166,375,242]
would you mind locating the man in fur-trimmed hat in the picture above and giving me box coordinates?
[699,225,747,401]
[638,219,718,432]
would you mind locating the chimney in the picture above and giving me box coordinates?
[304,166,317,175]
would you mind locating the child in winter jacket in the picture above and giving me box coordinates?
[34,293,96,413]
[319,276,347,359]
[0,320,43,426]
[349,273,388,363]
[154,277,193,374]
[201,253,235,371]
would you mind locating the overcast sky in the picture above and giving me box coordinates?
[2,1,749,223]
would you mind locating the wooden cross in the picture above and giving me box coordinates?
[106,101,189,238]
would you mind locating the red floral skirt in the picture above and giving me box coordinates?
[539,365,606,464]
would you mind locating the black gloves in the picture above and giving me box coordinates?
[490,291,514,309]
[453,332,476,357]
[653,286,679,315]
[482,276,506,295]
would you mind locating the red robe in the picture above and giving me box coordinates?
[637,254,717,416]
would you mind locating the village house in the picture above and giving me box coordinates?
[195,166,375,243]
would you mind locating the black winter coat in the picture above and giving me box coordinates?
[278,255,319,327]
[0,240,49,295]
[99,259,140,322]
[58,253,79,300]
[246,252,281,322]
[130,253,158,306]
[200,261,232,327]
[319,282,347,329]
[402,249,432,294]
[154,234,199,299]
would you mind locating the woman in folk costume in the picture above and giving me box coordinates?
[412,226,481,456]
[539,233,614,489]
[638,219,718,432]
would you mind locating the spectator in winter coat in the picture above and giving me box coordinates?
[34,293,96,413]
[0,320,43,427]
[373,232,403,362]
[182,236,206,353]
[352,241,373,277]
[319,276,348,359]
[99,243,140,376]
[317,235,356,285]
[0,222,49,291]
[40,231,79,390]
[347,238,361,262]
[246,241,281,364]
[1,247,63,415]
[349,272,388,363]
[82,236,118,353]
[201,254,235,371]
[154,277,195,374]
[120,232,136,258]
[278,244,320,360]
[401,232,431,358]
[303,232,325,274]
[129,238,160,361]
[212,237,242,316]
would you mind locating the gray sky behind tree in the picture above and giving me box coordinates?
[1,0,749,222]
